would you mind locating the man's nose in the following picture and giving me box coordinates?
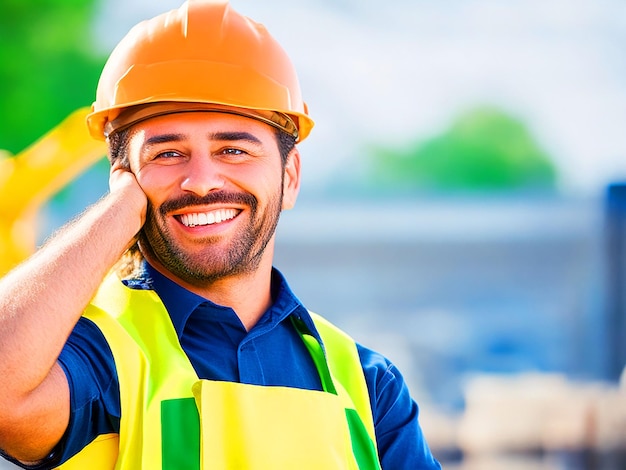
[180,155,225,196]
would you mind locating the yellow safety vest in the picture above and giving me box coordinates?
[57,274,381,469]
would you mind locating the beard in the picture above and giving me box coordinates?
[139,186,283,286]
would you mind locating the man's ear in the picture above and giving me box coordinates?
[282,147,301,210]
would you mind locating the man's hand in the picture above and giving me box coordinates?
[109,160,148,246]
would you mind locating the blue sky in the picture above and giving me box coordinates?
[94,0,626,196]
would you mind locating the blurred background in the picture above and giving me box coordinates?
[2,0,626,468]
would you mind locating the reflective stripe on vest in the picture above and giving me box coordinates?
[57,274,381,469]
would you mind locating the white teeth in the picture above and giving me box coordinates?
[179,209,237,227]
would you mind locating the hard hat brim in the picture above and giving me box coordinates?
[101,102,300,141]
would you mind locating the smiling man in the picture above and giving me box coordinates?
[0,1,441,469]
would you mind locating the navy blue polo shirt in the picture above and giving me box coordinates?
[11,263,440,469]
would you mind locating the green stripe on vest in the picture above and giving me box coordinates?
[161,398,200,470]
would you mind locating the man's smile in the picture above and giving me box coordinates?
[176,208,240,227]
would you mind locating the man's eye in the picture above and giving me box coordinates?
[222,148,245,156]
[156,151,181,159]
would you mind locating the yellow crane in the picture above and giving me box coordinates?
[0,107,107,275]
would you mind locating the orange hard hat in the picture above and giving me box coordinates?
[86,0,314,142]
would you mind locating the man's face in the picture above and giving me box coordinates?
[126,111,300,287]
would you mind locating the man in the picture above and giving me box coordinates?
[0,1,441,468]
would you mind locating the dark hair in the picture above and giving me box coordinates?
[107,127,132,169]
[275,129,297,168]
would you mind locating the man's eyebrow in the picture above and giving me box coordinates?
[143,133,185,147]
[142,131,263,149]
[209,131,262,144]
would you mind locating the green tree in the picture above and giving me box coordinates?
[0,0,105,154]
[366,106,557,194]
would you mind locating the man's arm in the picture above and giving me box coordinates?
[357,345,442,469]
[0,166,146,462]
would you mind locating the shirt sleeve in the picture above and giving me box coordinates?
[357,344,442,470]
[55,317,121,465]
[0,318,120,470]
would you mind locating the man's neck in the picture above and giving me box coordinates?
[144,255,274,331]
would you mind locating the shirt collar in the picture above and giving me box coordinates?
[143,262,209,337]
[128,262,318,342]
